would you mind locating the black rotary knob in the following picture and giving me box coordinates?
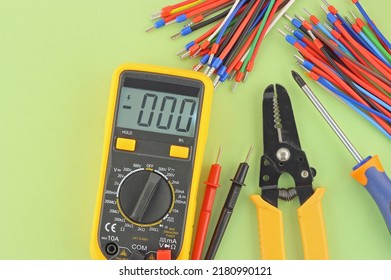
[117,169,173,225]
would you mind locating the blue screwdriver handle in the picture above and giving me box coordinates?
[351,155,391,233]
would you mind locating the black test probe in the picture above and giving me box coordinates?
[204,146,254,260]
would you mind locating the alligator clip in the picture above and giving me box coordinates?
[250,84,328,260]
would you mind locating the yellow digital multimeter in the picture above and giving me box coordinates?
[90,63,213,260]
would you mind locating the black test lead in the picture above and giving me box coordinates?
[204,145,254,260]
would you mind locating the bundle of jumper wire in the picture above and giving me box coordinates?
[147,0,296,90]
[281,0,391,139]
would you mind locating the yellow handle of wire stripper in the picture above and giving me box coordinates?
[250,195,286,260]
[297,187,328,260]
[251,188,328,260]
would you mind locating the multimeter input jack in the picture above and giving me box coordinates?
[105,243,118,256]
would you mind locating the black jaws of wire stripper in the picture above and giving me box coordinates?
[260,84,316,207]
[250,84,328,260]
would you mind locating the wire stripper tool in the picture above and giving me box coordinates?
[250,84,328,260]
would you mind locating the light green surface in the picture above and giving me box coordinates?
[0,0,390,260]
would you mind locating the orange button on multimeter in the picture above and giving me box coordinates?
[90,63,213,260]
[169,145,190,159]
[116,138,136,152]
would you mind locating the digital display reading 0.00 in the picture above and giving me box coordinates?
[117,87,200,137]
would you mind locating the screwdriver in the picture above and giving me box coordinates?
[204,145,254,259]
[191,147,223,260]
[292,70,391,233]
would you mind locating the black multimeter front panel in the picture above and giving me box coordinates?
[97,70,204,260]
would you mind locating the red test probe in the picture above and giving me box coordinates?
[191,147,222,260]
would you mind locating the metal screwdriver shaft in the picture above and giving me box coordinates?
[291,71,363,163]
[292,70,391,234]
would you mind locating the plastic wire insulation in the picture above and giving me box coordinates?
[205,0,236,17]
[218,0,264,61]
[318,78,391,125]
[302,40,329,63]
[208,10,261,76]
[170,0,205,16]
[325,54,391,114]
[324,28,349,54]
[322,3,367,49]
[367,23,391,55]
[236,0,276,81]
[354,1,391,50]
[156,0,202,19]
[225,19,261,75]
[265,0,295,36]
[185,17,228,56]
[311,29,391,88]
[170,0,225,19]
[316,22,346,51]
[190,6,232,32]
[207,0,241,42]
[215,17,266,82]
[239,0,278,77]
[322,21,370,66]
[340,57,391,99]
[334,19,391,77]
[312,23,388,79]
[318,82,391,140]
[293,42,391,134]
[223,0,290,70]
[334,51,367,81]
[354,84,391,113]
[221,3,268,70]
[245,0,282,73]
[184,0,237,23]
[226,0,291,76]
[361,25,391,63]
[352,25,389,65]
[210,0,256,67]
[335,32,371,68]
[227,40,251,74]
[319,43,390,118]
[214,0,248,44]
[299,59,344,90]
[335,13,374,54]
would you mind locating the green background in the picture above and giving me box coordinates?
[0,0,390,260]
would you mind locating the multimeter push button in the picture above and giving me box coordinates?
[169,145,189,159]
[116,137,136,152]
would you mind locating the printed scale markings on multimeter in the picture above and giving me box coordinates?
[91,64,213,260]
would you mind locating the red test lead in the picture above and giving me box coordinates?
[191,147,222,260]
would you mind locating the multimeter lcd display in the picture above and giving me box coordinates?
[117,87,199,137]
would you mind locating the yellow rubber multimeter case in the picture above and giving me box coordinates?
[90,63,213,260]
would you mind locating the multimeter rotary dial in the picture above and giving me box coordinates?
[117,169,174,226]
